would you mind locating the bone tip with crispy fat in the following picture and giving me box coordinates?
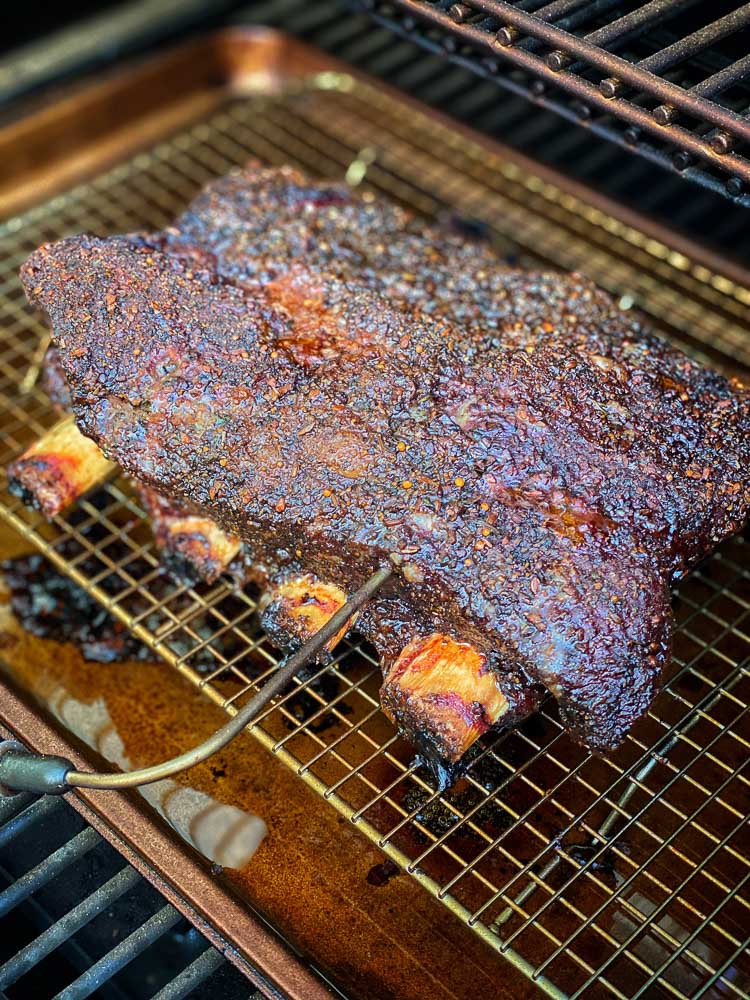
[260,575,350,654]
[7,416,115,519]
[158,518,241,586]
[133,483,242,586]
[380,634,510,781]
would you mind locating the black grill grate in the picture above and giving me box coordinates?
[0,791,261,999]
[349,0,750,203]
[236,1,750,263]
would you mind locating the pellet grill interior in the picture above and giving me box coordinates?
[365,0,750,204]
[0,29,748,1000]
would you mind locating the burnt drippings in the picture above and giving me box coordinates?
[284,669,351,734]
[2,515,350,720]
[567,843,619,885]
[2,509,241,672]
[402,754,515,846]
[366,859,400,886]
[3,550,150,663]
[402,786,461,843]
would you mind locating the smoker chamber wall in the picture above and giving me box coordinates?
[0,30,748,1000]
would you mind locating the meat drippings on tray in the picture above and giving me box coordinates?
[2,549,150,663]
[1,537,350,737]
[14,163,750,785]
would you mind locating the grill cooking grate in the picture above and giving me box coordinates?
[0,73,748,1000]
[0,789,259,998]
[360,0,750,204]
[244,0,750,261]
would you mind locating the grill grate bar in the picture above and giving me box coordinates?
[0,827,100,918]
[0,786,262,998]
[506,0,628,53]
[150,947,226,1000]
[0,791,34,824]
[396,0,750,135]
[542,0,704,74]
[513,0,590,24]
[575,0,697,48]
[55,904,182,1000]
[628,5,750,74]
[0,795,63,850]
[659,50,750,114]
[0,867,141,990]
[365,0,750,200]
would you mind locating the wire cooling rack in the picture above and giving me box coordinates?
[0,73,748,1000]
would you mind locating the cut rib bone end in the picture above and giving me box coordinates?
[7,416,115,518]
[260,574,351,654]
[134,483,241,586]
[380,633,510,765]
[159,516,242,585]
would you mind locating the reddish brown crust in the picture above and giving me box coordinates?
[42,351,246,586]
[17,168,750,771]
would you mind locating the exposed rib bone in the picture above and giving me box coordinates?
[38,348,243,585]
[8,414,241,584]
[7,416,115,518]
[134,484,241,585]
[260,574,350,653]
[380,634,510,765]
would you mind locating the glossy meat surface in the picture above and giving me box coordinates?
[21,167,750,764]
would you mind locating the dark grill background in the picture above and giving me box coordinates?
[356,2,750,200]
[3,1,750,259]
[239,0,750,261]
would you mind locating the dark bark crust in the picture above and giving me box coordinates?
[19,165,750,765]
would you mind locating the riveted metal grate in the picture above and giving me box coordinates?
[0,73,748,1000]
[360,0,750,204]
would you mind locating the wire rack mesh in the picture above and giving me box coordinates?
[0,72,748,1000]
